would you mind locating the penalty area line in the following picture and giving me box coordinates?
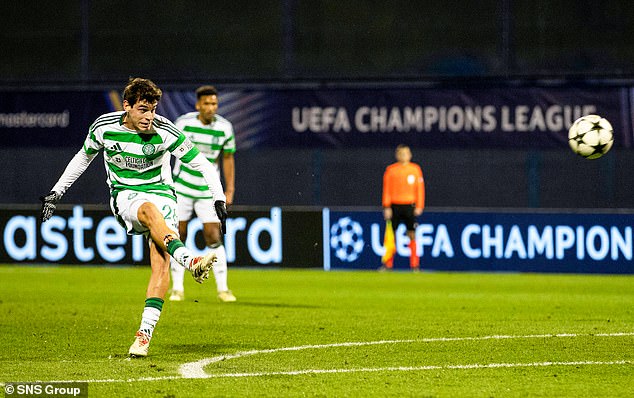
[3,332,632,385]
[179,332,634,378]
[177,360,631,379]
[7,360,630,385]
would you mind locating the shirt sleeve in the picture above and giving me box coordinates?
[223,122,236,154]
[382,167,392,208]
[83,120,104,155]
[51,149,98,195]
[185,152,227,202]
[51,124,102,195]
[416,165,425,210]
[169,133,199,162]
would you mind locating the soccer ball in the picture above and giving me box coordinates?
[568,115,614,159]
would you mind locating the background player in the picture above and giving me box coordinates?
[381,144,425,271]
[40,78,227,357]
[169,85,237,302]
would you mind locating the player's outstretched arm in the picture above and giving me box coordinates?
[186,152,226,202]
[40,150,96,222]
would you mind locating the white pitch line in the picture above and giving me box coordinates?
[8,360,630,385]
[3,332,632,385]
[179,360,632,378]
[178,332,634,379]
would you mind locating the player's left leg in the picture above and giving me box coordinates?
[113,192,215,283]
[407,229,420,271]
[137,201,215,283]
[170,197,194,301]
[194,199,236,302]
[404,205,420,271]
[203,222,236,302]
[169,220,190,301]
[129,238,169,357]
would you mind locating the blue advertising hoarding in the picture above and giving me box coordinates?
[0,91,121,147]
[1,86,631,149]
[158,87,631,149]
[2,205,633,274]
[324,209,634,274]
[0,205,322,268]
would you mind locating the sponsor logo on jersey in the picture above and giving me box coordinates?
[176,139,194,155]
[123,156,153,170]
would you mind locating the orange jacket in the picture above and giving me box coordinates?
[382,162,425,209]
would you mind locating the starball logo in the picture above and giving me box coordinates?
[330,217,364,262]
[324,209,634,273]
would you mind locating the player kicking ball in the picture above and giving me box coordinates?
[40,78,227,357]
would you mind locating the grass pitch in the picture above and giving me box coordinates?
[0,265,632,397]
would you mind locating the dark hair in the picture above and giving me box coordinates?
[196,85,218,99]
[123,78,162,106]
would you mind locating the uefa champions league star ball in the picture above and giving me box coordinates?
[568,115,614,159]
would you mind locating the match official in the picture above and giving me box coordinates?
[381,145,425,271]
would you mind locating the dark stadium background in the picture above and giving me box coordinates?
[2,1,634,209]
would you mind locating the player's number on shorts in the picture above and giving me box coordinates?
[162,205,176,222]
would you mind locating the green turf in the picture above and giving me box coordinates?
[0,266,632,397]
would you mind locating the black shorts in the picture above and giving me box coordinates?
[391,204,418,231]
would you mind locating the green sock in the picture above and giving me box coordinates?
[166,237,185,256]
[165,237,194,269]
[145,297,164,311]
[139,297,164,337]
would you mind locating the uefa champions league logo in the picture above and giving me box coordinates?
[330,217,364,262]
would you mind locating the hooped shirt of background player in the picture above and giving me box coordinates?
[83,111,204,206]
[172,111,236,200]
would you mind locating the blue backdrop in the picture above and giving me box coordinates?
[325,209,634,274]
[2,87,629,149]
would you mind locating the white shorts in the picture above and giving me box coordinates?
[177,196,219,224]
[111,190,179,235]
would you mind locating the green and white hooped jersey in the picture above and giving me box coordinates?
[173,112,236,199]
[83,111,200,201]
